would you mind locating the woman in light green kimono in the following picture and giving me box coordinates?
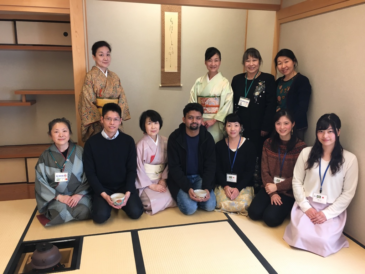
[189,47,233,143]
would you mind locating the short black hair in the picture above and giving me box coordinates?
[102,103,121,117]
[242,48,262,65]
[205,47,221,61]
[92,41,111,56]
[183,103,204,117]
[48,118,72,135]
[274,49,298,68]
[224,113,242,125]
[139,110,163,133]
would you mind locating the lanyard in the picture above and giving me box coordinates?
[228,136,241,172]
[319,159,331,193]
[278,147,287,178]
[244,71,258,98]
[49,144,76,171]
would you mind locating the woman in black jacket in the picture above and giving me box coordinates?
[232,48,276,159]
[275,49,311,141]
[232,48,276,191]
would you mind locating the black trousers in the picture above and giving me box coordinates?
[248,187,294,227]
[92,190,143,224]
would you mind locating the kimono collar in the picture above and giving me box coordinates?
[205,72,222,83]
[49,141,74,154]
[101,129,119,140]
[148,135,159,146]
[96,65,108,77]
[142,134,159,150]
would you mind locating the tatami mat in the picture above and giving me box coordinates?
[138,222,267,274]
[0,199,36,273]
[230,215,365,274]
[24,207,227,241]
[72,233,136,274]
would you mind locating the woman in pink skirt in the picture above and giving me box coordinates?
[283,113,358,257]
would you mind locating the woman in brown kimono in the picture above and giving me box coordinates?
[78,41,131,142]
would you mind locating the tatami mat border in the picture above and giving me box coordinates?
[4,207,37,274]
[225,213,277,274]
[132,231,146,274]
[7,208,364,274]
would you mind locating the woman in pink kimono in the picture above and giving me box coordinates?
[135,110,176,214]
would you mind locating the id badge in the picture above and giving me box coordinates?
[313,193,327,204]
[273,176,285,184]
[227,173,237,183]
[55,172,68,182]
[238,97,250,108]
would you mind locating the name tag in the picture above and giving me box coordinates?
[55,172,68,182]
[273,176,285,184]
[227,173,237,183]
[238,97,250,108]
[313,193,327,204]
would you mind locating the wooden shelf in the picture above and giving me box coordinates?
[0,144,50,159]
[15,90,74,95]
[0,100,36,106]
[0,45,72,52]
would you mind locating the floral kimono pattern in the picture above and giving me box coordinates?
[78,66,131,142]
[189,72,233,143]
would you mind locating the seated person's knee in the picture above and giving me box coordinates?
[71,204,91,220]
[248,206,262,220]
[126,207,143,220]
[201,198,216,212]
[178,202,198,215]
[92,210,110,224]
[263,213,282,227]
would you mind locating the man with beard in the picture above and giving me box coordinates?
[167,103,217,215]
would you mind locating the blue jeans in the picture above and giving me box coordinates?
[177,175,216,215]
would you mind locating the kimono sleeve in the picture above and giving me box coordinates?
[214,80,233,123]
[73,173,90,196]
[78,73,101,127]
[34,155,57,213]
[116,79,131,121]
[189,78,200,103]
[135,142,154,189]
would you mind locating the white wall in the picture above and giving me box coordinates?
[0,51,77,145]
[86,1,247,141]
[246,10,276,73]
[280,4,365,244]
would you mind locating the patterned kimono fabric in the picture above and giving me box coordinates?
[35,143,92,226]
[189,72,233,143]
[135,134,176,215]
[78,66,131,142]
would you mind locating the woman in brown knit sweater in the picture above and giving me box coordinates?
[248,110,306,227]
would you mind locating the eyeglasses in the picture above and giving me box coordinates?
[104,117,121,122]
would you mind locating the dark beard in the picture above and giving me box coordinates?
[189,124,199,130]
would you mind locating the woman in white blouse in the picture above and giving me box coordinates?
[283,113,358,257]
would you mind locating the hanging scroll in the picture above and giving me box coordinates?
[161,5,181,87]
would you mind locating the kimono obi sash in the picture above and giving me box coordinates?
[197,96,220,114]
[144,163,165,181]
[96,98,118,114]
